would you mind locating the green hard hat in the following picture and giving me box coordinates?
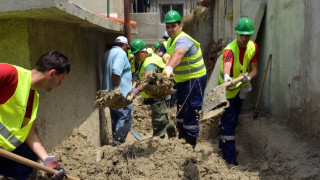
[164,10,182,23]
[153,42,160,49]
[235,17,255,35]
[131,39,146,54]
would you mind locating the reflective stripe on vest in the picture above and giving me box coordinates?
[0,122,22,148]
[138,53,165,98]
[0,65,39,151]
[166,32,206,82]
[217,39,255,99]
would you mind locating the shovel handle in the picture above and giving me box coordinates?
[127,81,138,101]
[222,72,248,87]
[0,148,79,180]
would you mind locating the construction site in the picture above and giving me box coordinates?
[1,0,320,179]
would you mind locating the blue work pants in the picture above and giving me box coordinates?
[219,93,243,163]
[110,103,133,144]
[176,75,207,139]
[0,143,37,180]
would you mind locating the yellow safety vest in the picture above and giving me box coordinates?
[217,39,256,99]
[162,41,168,51]
[138,54,165,98]
[147,48,153,54]
[128,50,136,73]
[0,65,39,151]
[166,32,206,82]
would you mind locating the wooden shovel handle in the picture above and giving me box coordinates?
[127,81,138,101]
[222,72,248,87]
[0,148,79,180]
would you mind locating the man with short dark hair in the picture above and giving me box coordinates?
[0,51,70,180]
[162,10,207,149]
[101,36,133,145]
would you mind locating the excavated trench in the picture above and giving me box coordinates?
[30,97,320,180]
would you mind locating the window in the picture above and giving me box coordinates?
[160,4,183,23]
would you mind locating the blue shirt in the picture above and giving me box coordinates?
[101,46,132,97]
[175,36,198,57]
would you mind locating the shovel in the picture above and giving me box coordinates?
[201,73,247,122]
[0,148,79,180]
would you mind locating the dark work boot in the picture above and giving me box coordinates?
[166,124,176,138]
[185,136,197,149]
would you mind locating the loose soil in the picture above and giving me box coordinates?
[94,89,132,110]
[33,97,320,180]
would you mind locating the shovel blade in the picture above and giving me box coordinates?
[201,85,229,120]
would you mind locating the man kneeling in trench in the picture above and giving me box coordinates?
[127,39,176,138]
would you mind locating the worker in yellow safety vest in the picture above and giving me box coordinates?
[158,31,169,57]
[161,10,207,149]
[217,17,258,166]
[127,38,176,139]
[0,51,70,179]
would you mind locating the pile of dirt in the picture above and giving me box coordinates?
[33,96,320,180]
[36,129,261,180]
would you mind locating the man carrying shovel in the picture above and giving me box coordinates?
[217,17,258,165]
[101,36,133,145]
[127,38,176,139]
[162,10,207,148]
[0,51,70,179]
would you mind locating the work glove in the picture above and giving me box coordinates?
[162,66,173,78]
[127,88,139,99]
[163,53,171,64]
[239,83,252,100]
[223,74,234,85]
[241,73,251,83]
[44,156,67,180]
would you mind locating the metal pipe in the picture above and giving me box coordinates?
[124,0,131,45]
[107,0,110,18]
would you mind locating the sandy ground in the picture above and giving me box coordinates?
[31,97,320,180]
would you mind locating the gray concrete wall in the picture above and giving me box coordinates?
[0,18,121,151]
[212,0,265,46]
[132,12,160,46]
[68,0,124,18]
[256,0,320,144]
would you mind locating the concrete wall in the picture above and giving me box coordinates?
[132,12,160,46]
[149,0,198,40]
[257,0,320,144]
[68,0,124,18]
[0,18,121,151]
[212,0,266,45]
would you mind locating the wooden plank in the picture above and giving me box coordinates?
[225,0,233,43]
[213,0,218,42]
[217,0,225,41]
[233,0,241,39]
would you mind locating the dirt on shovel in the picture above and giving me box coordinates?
[94,89,132,110]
